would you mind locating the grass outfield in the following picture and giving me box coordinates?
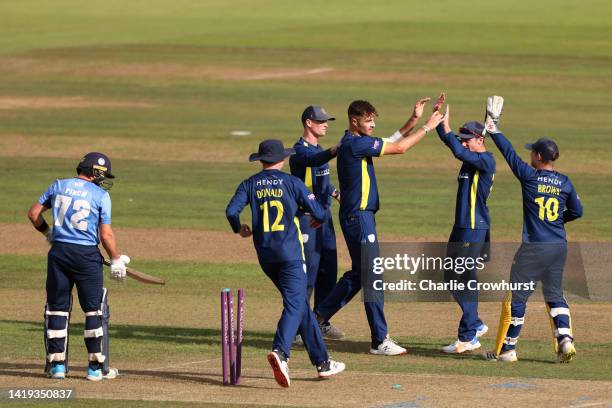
[1,1,611,406]
[1,254,611,383]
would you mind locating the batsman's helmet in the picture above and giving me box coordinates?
[76,152,115,190]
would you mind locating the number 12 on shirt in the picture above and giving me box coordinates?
[260,200,285,232]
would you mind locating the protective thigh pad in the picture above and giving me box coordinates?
[84,287,110,371]
[44,296,72,372]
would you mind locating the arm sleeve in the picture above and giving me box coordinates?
[99,192,112,224]
[226,181,249,233]
[489,132,535,181]
[437,128,494,171]
[563,182,583,223]
[38,181,58,208]
[294,179,328,223]
[352,136,386,158]
[293,144,335,167]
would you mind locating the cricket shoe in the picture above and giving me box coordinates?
[483,349,517,362]
[48,363,66,380]
[442,336,481,354]
[557,338,576,363]
[267,350,290,388]
[317,359,346,378]
[370,335,407,356]
[86,367,119,381]
[476,323,489,338]
[319,322,345,340]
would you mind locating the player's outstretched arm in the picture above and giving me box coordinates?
[226,181,249,234]
[437,106,494,171]
[489,132,534,181]
[383,111,444,155]
[384,97,432,143]
[294,144,338,168]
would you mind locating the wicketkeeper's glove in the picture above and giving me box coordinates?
[485,95,504,134]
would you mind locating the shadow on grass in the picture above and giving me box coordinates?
[1,319,273,350]
[0,362,274,389]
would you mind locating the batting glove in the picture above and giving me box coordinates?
[485,95,504,134]
[110,255,130,282]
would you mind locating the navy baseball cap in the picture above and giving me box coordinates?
[458,121,485,139]
[525,137,559,161]
[249,139,295,163]
[76,152,115,178]
[301,105,335,123]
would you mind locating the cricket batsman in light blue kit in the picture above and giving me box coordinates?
[27,152,129,381]
[226,139,346,388]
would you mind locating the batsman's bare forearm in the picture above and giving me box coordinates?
[99,224,120,260]
[27,202,50,234]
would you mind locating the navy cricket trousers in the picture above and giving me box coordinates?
[315,210,388,346]
[46,242,105,360]
[47,242,104,312]
[298,209,338,312]
[261,260,328,365]
[445,227,489,341]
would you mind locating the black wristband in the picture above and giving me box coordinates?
[35,219,50,233]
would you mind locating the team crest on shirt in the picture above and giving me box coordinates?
[307,193,316,200]
[367,234,376,243]
[373,140,380,150]
[302,234,309,243]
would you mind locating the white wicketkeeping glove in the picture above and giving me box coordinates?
[485,95,504,134]
[110,255,130,282]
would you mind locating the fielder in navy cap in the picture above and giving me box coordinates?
[290,105,343,343]
[432,94,495,355]
[301,105,336,124]
[525,137,559,162]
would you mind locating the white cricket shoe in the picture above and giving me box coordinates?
[476,323,489,338]
[369,335,407,356]
[497,349,518,362]
[267,350,290,388]
[317,359,346,378]
[483,349,517,362]
[557,338,576,363]
[442,336,481,354]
